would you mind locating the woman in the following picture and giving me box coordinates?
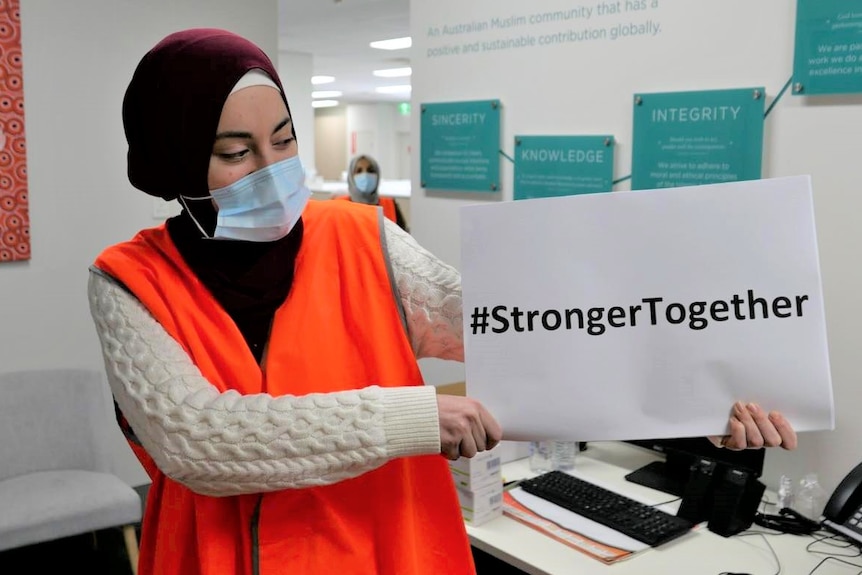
[338,153,410,232]
[87,28,796,575]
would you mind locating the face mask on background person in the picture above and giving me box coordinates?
[353,172,378,195]
[180,155,311,242]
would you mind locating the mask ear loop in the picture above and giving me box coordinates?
[178,195,214,239]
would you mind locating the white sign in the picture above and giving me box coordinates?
[461,175,834,441]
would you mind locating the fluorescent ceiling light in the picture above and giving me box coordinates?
[312,90,343,98]
[370,37,412,50]
[375,85,412,94]
[312,100,339,108]
[373,67,412,78]
[311,75,335,85]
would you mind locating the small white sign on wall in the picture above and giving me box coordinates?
[461,175,834,441]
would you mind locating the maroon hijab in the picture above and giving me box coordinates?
[124,28,291,200]
[122,28,302,361]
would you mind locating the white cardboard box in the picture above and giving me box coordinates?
[449,450,502,491]
[457,482,504,526]
[493,440,531,464]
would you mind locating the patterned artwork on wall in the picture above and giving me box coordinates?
[0,0,28,262]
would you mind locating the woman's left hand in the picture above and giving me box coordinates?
[708,401,797,451]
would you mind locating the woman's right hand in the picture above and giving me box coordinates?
[436,395,503,460]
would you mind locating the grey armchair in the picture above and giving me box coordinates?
[0,368,141,574]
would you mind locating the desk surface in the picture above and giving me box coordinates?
[467,442,857,575]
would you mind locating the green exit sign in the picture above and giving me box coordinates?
[398,102,411,116]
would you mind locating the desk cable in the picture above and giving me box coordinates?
[724,524,862,575]
[759,492,862,574]
[648,496,681,508]
[720,531,782,575]
[804,531,862,575]
[716,496,783,575]
[718,529,862,575]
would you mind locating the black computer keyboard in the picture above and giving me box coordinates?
[518,470,695,547]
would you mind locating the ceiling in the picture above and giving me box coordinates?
[278,0,412,104]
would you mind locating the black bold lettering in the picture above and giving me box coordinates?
[607,306,627,328]
[710,300,729,321]
[795,294,809,316]
[643,297,663,324]
[665,303,686,325]
[491,305,509,333]
[772,296,792,318]
[747,289,769,319]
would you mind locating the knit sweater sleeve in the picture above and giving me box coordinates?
[382,219,464,361]
[87,270,441,497]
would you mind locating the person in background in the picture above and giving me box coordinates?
[339,153,409,232]
[86,28,797,575]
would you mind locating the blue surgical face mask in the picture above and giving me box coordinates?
[353,173,378,195]
[181,156,311,242]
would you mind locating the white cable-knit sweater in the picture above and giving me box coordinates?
[88,219,463,497]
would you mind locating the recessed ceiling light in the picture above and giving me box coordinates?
[375,85,412,94]
[312,100,339,108]
[370,37,412,50]
[312,90,343,98]
[373,67,412,78]
[311,75,335,85]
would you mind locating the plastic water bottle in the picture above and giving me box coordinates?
[551,441,578,471]
[777,474,794,511]
[529,441,553,473]
[796,473,827,521]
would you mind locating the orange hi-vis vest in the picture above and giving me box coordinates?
[334,194,398,224]
[94,200,474,575]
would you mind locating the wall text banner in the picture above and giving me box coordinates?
[630,88,765,191]
[513,135,614,200]
[461,175,833,441]
[0,0,29,262]
[793,0,862,96]
[420,99,501,192]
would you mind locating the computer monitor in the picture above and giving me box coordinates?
[624,437,766,497]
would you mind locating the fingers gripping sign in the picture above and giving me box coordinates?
[436,395,503,460]
[709,401,798,451]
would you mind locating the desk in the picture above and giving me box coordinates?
[467,442,857,575]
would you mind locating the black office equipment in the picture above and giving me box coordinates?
[623,439,766,535]
[518,470,695,547]
[705,467,765,537]
[624,438,765,497]
[676,457,718,523]
[822,461,862,545]
[754,507,821,535]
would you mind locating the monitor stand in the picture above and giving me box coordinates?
[624,452,694,497]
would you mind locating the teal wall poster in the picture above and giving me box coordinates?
[793,0,862,96]
[631,88,765,191]
[420,99,501,192]
[513,135,614,200]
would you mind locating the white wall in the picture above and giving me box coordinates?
[310,102,411,182]
[6,0,278,487]
[278,51,316,176]
[410,0,862,496]
[345,102,410,180]
[315,106,349,180]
